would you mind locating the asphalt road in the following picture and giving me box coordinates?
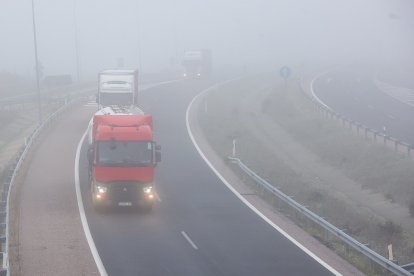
[312,68,414,144]
[78,80,335,275]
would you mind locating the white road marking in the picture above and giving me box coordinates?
[73,80,178,275]
[310,72,333,111]
[181,231,199,250]
[154,191,162,202]
[186,80,342,276]
[75,131,108,276]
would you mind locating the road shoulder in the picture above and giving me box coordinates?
[14,104,98,276]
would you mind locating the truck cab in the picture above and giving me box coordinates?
[88,114,161,211]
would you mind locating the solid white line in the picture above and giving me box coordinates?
[310,72,333,111]
[154,191,162,202]
[75,131,108,276]
[185,80,342,276]
[72,80,178,275]
[181,231,199,250]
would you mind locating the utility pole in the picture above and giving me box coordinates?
[73,0,81,82]
[31,0,42,124]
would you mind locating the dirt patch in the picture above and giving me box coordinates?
[198,74,414,265]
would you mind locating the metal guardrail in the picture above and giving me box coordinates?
[228,156,412,276]
[0,78,174,275]
[0,85,95,111]
[300,78,414,158]
[0,94,88,276]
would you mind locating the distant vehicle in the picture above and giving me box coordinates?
[182,49,212,78]
[87,106,161,211]
[97,69,139,107]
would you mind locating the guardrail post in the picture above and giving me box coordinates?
[0,193,6,204]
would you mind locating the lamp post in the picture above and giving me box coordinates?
[31,0,42,124]
[73,0,81,82]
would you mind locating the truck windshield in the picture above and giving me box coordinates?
[96,141,153,166]
[100,93,133,106]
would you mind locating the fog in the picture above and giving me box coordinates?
[1,0,413,79]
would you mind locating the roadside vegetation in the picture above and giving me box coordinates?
[198,74,414,269]
[0,73,34,98]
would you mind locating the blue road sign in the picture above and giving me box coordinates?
[280,66,291,79]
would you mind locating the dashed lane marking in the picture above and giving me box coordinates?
[181,231,199,250]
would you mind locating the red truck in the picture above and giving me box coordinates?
[87,110,161,211]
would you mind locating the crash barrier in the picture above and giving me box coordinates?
[0,77,177,275]
[0,95,88,276]
[300,80,414,158]
[0,83,95,111]
[228,156,412,275]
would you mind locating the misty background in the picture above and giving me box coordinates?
[1,0,413,80]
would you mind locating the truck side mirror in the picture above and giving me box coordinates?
[155,151,161,163]
[87,145,94,164]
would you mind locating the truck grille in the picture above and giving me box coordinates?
[108,182,144,202]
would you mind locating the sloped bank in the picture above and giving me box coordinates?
[197,74,414,269]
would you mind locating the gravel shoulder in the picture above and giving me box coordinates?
[13,103,98,276]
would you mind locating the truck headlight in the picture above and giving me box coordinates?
[143,186,152,194]
[96,185,108,194]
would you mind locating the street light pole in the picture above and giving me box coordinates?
[31,0,42,124]
[73,0,81,82]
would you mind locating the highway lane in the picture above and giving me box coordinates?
[15,80,179,275]
[313,68,414,145]
[79,80,335,275]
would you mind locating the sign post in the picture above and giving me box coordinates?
[279,66,291,92]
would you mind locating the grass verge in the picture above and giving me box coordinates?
[197,74,414,271]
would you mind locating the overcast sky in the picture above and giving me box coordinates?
[1,0,413,79]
